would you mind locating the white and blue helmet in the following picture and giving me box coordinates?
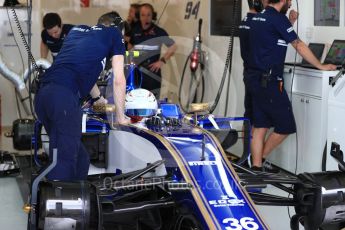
[125,89,158,117]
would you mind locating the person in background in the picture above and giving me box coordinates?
[247,0,336,172]
[128,3,177,98]
[239,0,268,127]
[40,12,74,60]
[35,11,129,181]
[239,0,268,166]
[127,3,140,29]
[124,3,141,49]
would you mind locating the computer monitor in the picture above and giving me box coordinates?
[301,43,325,64]
[324,40,345,65]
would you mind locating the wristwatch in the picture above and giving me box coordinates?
[160,57,166,64]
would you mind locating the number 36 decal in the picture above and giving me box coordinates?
[223,217,259,230]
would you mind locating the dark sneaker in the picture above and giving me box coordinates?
[262,160,280,173]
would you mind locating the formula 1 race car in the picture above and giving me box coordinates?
[26,89,345,230]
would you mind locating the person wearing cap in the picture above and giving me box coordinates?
[35,11,129,181]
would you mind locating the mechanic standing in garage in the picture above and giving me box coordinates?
[35,11,129,181]
[239,0,268,128]
[239,0,268,167]
[247,0,336,172]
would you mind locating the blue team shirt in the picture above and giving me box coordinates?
[129,23,175,64]
[239,12,255,68]
[41,24,74,58]
[41,25,125,98]
[248,6,298,75]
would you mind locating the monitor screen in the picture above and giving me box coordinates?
[210,0,242,36]
[324,40,345,65]
[301,43,325,64]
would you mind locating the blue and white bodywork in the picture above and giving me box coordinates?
[30,93,345,230]
[83,101,268,230]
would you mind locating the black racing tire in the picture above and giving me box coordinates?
[171,214,201,230]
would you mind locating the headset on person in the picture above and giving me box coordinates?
[98,11,126,31]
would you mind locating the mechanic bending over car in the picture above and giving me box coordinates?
[40,12,74,60]
[246,0,336,172]
[35,11,130,181]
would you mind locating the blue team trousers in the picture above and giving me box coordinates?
[34,83,90,181]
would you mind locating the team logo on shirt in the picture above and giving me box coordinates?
[239,25,250,30]
[91,26,102,31]
[287,27,294,33]
[277,39,288,47]
[252,16,266,22]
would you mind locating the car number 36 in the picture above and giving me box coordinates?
[222,217,260,230]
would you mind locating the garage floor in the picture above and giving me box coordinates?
[0,126,303,230]
[0,177,27,229]
[0,126,29,230]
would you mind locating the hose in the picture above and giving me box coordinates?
[209,0,240,114]
[10,6,39,74]
[179,0,241,116]
[223,0,240,116]
[178,19,206,112]
[178,55,191,112]
[178,53,205,113]
[6,7,26,118]
[10,1,38,118]
[187,68,205,106]
[0,53,25,90]
[23,59,51,83]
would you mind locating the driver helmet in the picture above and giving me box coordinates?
[125,89,158,120]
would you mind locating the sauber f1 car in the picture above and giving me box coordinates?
[26,89,345,230]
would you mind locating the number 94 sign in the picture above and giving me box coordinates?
[223,217,260,230]
[184,1,200,20]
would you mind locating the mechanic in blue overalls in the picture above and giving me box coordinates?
[239,0,268,166]
[40,12,74,60]
[128,3,177,98]
[239,0,268,126]
[35,11,129,181]
[247,0,336,172]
